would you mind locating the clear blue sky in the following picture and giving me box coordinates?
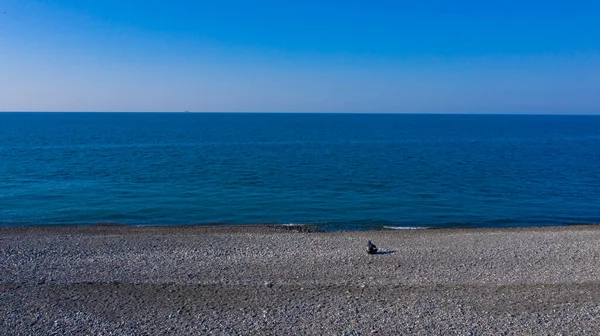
[1,0,599,113]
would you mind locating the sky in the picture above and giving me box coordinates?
[1,0,599,113]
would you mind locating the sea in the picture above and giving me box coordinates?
[1,112,599,230]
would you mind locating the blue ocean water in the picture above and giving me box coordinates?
[1,112,599,230]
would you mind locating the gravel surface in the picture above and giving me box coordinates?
[1,225,600,335]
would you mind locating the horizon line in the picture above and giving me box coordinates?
[1,111,600,116]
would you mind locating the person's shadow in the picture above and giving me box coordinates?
[375,250,396,255]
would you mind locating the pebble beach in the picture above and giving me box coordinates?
[1,225,600,335]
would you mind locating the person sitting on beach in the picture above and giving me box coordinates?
[367,240,378,254]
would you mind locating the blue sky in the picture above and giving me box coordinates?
[1,0,599,113]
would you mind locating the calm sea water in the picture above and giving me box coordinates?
[1,112,599,230]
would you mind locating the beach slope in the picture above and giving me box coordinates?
[1,225,599,335]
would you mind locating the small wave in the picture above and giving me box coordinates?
[383,226,431,230]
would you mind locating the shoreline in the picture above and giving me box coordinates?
[1,221,599,234]
[2,225,600,334]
